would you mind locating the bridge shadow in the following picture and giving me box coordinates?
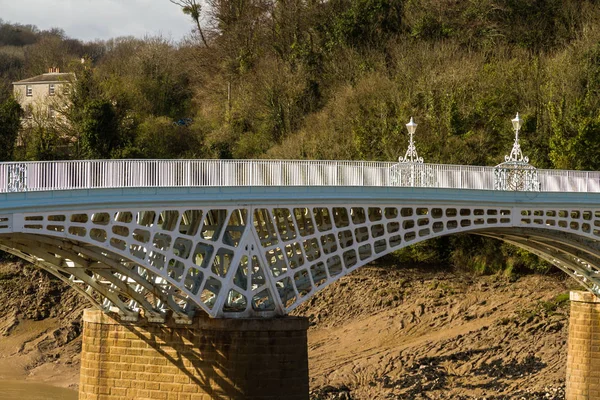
[120,315,242,399]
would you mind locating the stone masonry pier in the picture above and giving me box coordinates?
[567,291,600,400]
[79,309,309,400]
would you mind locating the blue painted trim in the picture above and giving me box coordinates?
[0,187,599,213]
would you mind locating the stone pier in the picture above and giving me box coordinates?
[79,309,309,400]
[567,291,600,400]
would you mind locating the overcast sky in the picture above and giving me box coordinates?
[0,0,192,42]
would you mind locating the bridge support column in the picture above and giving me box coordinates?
[79,309,309,400]
[567,291,600,400]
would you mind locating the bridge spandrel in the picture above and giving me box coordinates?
[3,194,600,320]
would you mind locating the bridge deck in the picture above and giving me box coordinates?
[1,186,600,214]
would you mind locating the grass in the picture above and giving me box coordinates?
[539,292,570,314]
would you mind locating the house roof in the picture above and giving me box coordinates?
[13,72,75,85]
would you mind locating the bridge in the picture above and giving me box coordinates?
[1,115,598,399]
[1,158,599,322]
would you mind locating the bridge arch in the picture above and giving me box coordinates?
[1,187,599,320]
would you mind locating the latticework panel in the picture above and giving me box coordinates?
[3,203,600,320]
[7,206,259,320]
[255,204,515,314]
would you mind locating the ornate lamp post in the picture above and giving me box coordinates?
[505,113,528,163]
[391,117,433,187]
[494,112,539,191]
[399,117,423,164]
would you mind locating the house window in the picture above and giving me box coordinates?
[48,106,56,118]
[49,84,55,96]
[26,85,32,96]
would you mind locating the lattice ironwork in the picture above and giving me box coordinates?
[390,163,436,187]
[494,162,540,191]
[2,202,600,321]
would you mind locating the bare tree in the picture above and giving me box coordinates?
[169,0,211,48]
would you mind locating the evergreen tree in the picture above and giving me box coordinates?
[0,97,23,161]
[79,99,121,159]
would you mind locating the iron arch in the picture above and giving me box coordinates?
[0,201,598,319]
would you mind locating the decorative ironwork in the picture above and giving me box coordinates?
[8,163,27,192]
[398,117,423,164]
[505,113,528,164]
[494,113,540,191]
[390,163,436,187]
[494,162,540,191]
[392,117,435,187]
[6,201,600,320]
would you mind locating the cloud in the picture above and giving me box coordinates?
[0,0,192,42]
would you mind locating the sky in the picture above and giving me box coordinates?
[0,0,192,42]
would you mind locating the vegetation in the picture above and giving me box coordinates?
[0,96,22,161]
[1,1,600,273]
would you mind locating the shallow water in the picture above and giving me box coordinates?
[0,380,78,400]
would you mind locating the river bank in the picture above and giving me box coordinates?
[298,265,572,399]
[0,316,79,389]
[0,262,83,390]
[0,260,575,399]
[0,380,77,399]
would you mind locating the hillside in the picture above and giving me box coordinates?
[0,260,575,399]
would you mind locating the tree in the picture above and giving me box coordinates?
[169,0,211,48]
[0,20,38,47]
[134,37,193,118]
[23,35,76,76]
[134,116,203,158]
[0,96,23,161]
[79,99,121,159]
[21,125,61,161]
[323,0,404,50]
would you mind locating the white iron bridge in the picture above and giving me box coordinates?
[1,158,600,322]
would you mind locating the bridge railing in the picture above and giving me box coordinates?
[0,159,599,193]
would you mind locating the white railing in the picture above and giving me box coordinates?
[0,159,599,193]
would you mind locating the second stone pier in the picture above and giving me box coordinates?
[566,291,600,400]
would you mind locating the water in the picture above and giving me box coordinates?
[0,380,78,400]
